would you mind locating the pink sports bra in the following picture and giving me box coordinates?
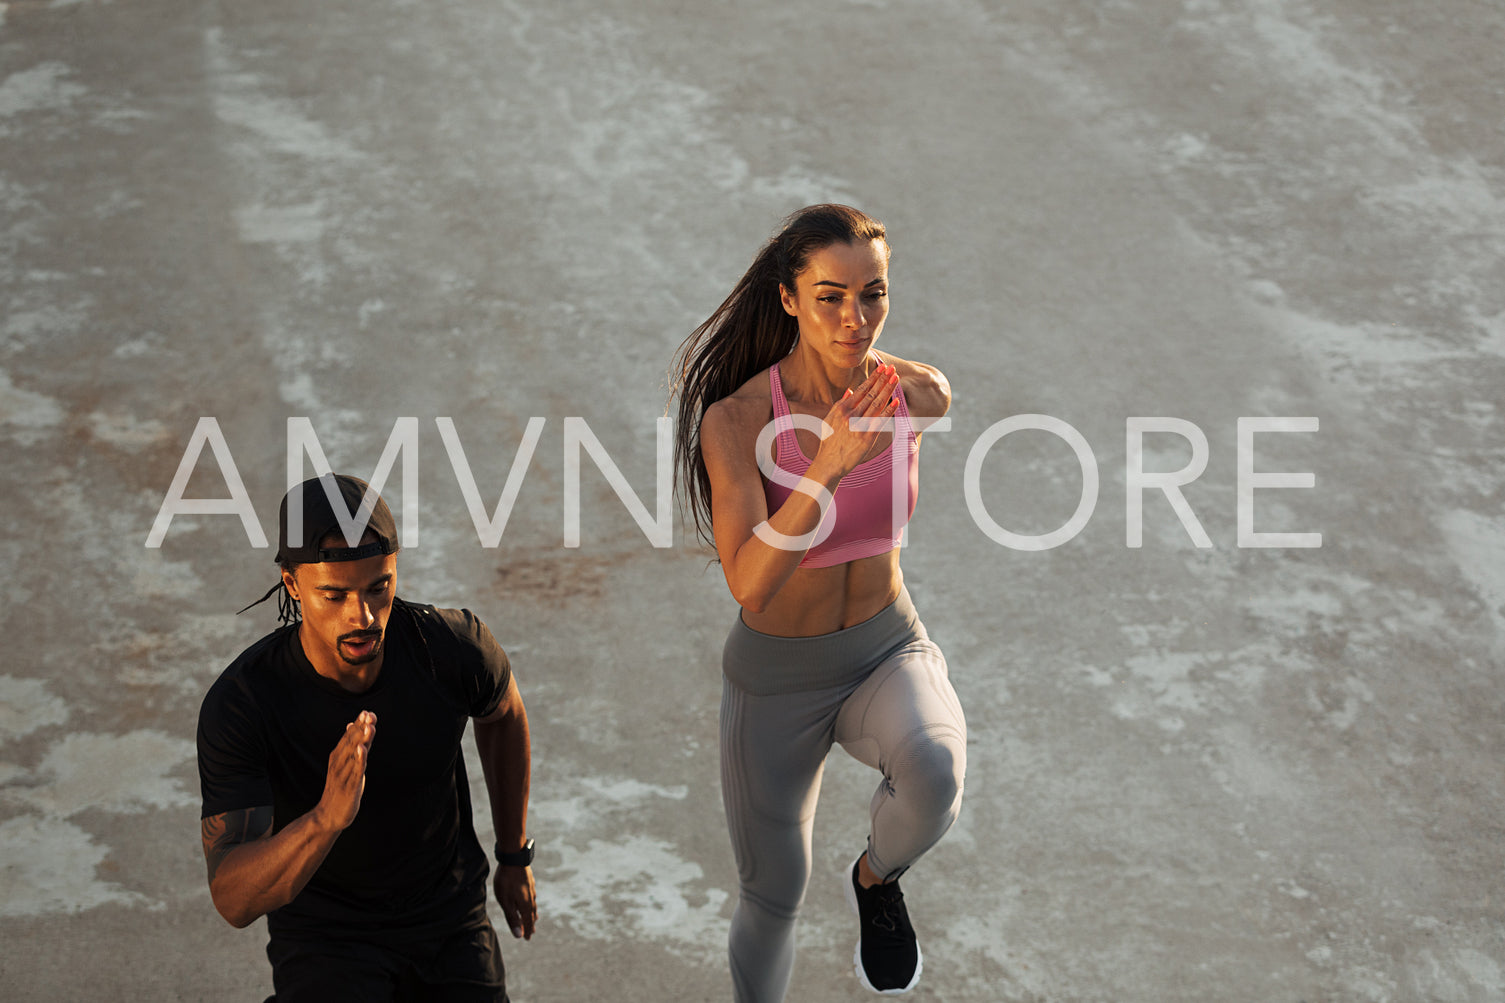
[762,358,920,568]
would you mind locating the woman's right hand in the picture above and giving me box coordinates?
[812,363,901,479]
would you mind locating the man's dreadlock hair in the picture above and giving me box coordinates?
[236,561,302,625]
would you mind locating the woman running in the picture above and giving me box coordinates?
[672,204,967,1000]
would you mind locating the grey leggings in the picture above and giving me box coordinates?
[719,588,967,1003]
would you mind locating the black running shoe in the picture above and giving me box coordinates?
[844,854,923,994]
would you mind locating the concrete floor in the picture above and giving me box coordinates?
[2,0,1503,999]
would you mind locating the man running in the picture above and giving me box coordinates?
[197,473,536,1002]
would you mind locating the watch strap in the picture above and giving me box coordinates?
[495,837,534,867]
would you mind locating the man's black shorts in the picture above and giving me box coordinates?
[266,919,508,1003]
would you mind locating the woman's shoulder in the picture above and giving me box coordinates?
[876,350,951,419]
[700,369,774,446]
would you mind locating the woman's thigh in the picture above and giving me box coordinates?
[720,679,845,905]
[832,638,966,773]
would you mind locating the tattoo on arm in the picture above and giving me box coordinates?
[201,806,274,883]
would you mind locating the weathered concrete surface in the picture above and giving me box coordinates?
[1,0,1503,999]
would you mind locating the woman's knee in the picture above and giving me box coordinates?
[738,862,812,921]
[896,728,966,817]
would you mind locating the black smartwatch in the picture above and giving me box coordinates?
[495,837,535,867]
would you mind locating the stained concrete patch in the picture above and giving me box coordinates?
[1438,509,1505,637]
[0,62,87,124]
[519,771,723,955]
[0,816,147,917]
[1,305,91,349]
[0,676,69,742]
[544,834,727,955]
[205,29,363,164]
[1177,0,1420,161]
[1123,650,1210,715]
[4,731,197,818]
[1473,308,1505,359]
[234,203,327,245]
[85,412,169,452]
[1267,304,1467,385]
[110,335,162,360]
[127,551,205,601]
[0,174,31,215]
[1409,947,1505,1003]
[1454,949,1505,996]
[105,613,247,691]
[938,906,1052,997]
[34,475,155,571]
[0,368,63,438]
[1205,723,1306,803]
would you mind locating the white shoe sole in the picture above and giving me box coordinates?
[845,855,923,995]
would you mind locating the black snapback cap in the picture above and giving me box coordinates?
[275,473,400,565]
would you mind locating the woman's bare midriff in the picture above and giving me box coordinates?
[739,548,903,637]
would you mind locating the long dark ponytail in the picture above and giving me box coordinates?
[671,203,889,547]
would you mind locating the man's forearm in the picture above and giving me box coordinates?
[474,711,531,852]
[205,711,374,928]
[206,807,343,928]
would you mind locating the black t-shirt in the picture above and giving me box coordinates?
[197,599,511,942]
